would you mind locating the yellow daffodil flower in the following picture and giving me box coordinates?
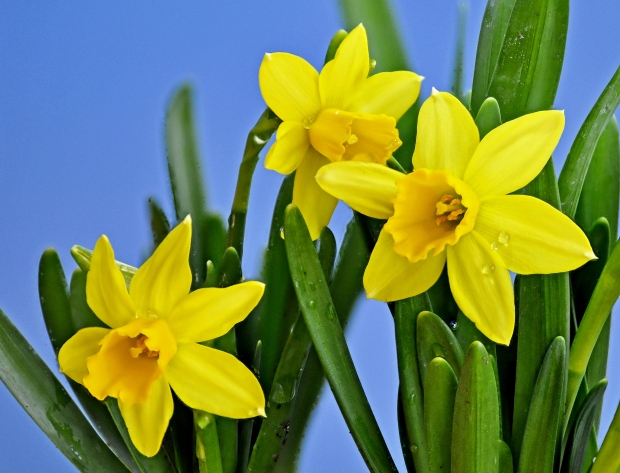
[58,217,265,457]
[316,90,595,345]
[259,24,423,239]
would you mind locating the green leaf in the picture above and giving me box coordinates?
[226,108,280,259]
[575,117,620,239]
[247,227,336,473]
[284,204,396,473]
[470,0,516,115]
[452,1,468,101]
[451,341,500,473]
[518,337,566,473]
[589,397,620,473]
[195,411,224,473]
[424,357,458,473]
[559,67,620,219]
[513,158,569,461]
[485,0,569,121]
[39,249,75,355]
[165,84,210,283]
[395,296,431,473]
[416,310,465,381]
[563,380,606,473]
[148,197,171,249]
[453,310,496,359]
[0,308,129,472]
[324,30,348,63]
[499,440,514,473]
[70,269,107,331]
[71,245,137,287]
[474,97,502,140]
[105,399,177,473]
[257,174,297,395]
[566,237,620,433]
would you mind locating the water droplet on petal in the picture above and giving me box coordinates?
[302,116,316,129]
[482,263,495,275]
[499,231,510,245]
[491,242,499,251]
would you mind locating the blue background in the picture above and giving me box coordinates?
[1,1,619,471]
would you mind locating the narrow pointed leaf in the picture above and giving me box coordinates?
[559,67,620,219]
[499,441,514,473]
[566,237,620,432]
[470,0,516,115]
[148,197,171,249]
[451,341,500,473]
[486,0,569,121]
[474,97,502,139]
[284,204,396,473]
[424,357,458,473]
[563,380,607,473]
[396,296,431,473]
[589,399,620,473]
[452,1,468,101]
[518,337,566,473]
[71,245,137,286]
[0,308,129,473]
[417,311,465,381]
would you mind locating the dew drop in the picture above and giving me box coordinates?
[449,320,458,330]
[491,242,499,251]
[498,231,510,245]
[482,263,496,275]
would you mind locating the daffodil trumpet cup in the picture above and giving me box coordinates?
[317,90,595,345]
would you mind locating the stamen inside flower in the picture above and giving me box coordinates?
[308,108,401,164]
[435,194,467,225]
[131,335,160,359]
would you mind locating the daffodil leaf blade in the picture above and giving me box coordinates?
[474,97,502,139]
[0,308,129,473]
[498,440,514,473]
[486,0,569,121]
[416,310,464,381]
[559,67,620,219]
[518,336,566,472]
[566,236,620,434]
[451,1,468,101]
[564,379,607,473]
[589,398,620,473]
[325,30,348,64]
[395,296,431,473]
[148,197,171,249]
[105,398,177,473]
[248,227,336,472]
[451,341,500,473]
[71,245,137,287]
[424,357,458,473]
[284,204,397,473]
[471,0,516,115]
[70,269,107,330]
[39,249,75,355]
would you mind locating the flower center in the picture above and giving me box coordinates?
[308,108,401,164]
[384,169,480,262]
[435,194,467,225]
[130,335,160,359]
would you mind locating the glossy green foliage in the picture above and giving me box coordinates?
[148,197,171,249]
[518,337,566,473]
[416,311,465,381]
[486,0,568,121]
[424,357,458,473]
[562,380,607,473]
[451,342,500,473]
[395,296,432,473]
[474,97,502,140]
[498,441,514,473]
[284,204,396,473]
[452,1,468,101]
[590,398,620,473]
[0,308,129,473]
[471,0,516,115]
[559,67,620,219]
[248,228,336,473]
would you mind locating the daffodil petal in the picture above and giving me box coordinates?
[87,236,136,328]
[364,230,446,302]
[348,71,423,121]
[319,24,369,109]
[412,90,479,179]
[118,376,173,458]
[58,327,109,383]
[316,161,401,219]
[463,110,565,198]
[447,232,514,345]
[168,343,265,419]
[168,282,265,344]
[259,52,322,122]
[265,121,310,174]
[474,195,595,274]
[130,217,192,319]
[292,148,338,240]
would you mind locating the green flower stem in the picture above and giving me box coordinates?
[559,66,620,220]
[451,0,468,101]
[394,296,431,473]
[285,204,397,473]
[565,237,620,433]
[226,109,281,259]
[195,411,225,473]
[589,399,620,473]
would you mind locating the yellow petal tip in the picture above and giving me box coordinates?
[431,87,440,96]
[585,251,598,261]
[257,407,267,418]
